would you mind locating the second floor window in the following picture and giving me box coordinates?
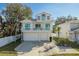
[25,23,30,30]
[42,14,46,20]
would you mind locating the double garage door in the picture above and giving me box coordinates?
[23,32,50,41]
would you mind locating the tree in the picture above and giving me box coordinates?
[55,16,66,25]
[0,16,3,23]
[55,15,78,25]
[2,3,32,21]
[0,16,4,37]
[1,3,32,36]
[56,27,61,37]
[53,25,57,33]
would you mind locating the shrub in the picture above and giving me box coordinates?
[53,37,79,47]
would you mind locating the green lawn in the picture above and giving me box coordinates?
[0,39,21,56]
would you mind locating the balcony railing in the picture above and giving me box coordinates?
[33,28,43,30]
[23,27,50,31]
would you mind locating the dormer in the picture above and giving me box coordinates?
[36,12,52,21]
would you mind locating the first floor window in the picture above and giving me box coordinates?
[25,23,30,30]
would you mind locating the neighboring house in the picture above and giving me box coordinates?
[21,12,54,41]
[57,20,79,41]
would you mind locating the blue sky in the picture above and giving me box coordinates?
[0,3,79,19]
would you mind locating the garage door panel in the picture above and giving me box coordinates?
[24,33,37,41]
[23,32,49,41]
[39,33,48,41]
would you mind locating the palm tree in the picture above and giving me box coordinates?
[56,27,61,38]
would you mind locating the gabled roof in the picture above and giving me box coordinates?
[35,12,51,17]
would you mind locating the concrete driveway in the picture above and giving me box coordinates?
[15,41,49,52]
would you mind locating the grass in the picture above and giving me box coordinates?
[0,39,21,56]
[52,53,79,56]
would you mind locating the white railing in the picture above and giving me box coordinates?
[21,27,51,32]
[22,29,50,32]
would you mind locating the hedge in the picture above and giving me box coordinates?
[53,37,79,48]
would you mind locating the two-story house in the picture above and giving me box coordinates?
[21,12,54,41]
[57,20,79,42]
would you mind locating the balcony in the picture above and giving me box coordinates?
[22,28,50,32]
[33,28,43,30]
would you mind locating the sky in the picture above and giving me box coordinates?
[0,3,79,19]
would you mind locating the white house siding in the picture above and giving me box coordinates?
[69,33,76,41]
[58,22,70,38]
[23,32,50,41]
[69,31,79,42]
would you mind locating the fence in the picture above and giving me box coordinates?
[0,34,21,47]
